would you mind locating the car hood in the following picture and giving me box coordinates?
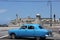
[41,29,48,32]
[40,29,52,33]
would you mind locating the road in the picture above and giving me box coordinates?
[0,30,8,38]
[0,27,60,40]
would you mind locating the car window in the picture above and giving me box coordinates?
[28,26,34,29]
[39,26,43,29]
[21,26,27,29]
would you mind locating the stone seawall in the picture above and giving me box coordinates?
[0,27,20,31]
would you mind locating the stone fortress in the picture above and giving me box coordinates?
[8,14,60,28]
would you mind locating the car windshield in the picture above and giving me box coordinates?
[39,26,43,29]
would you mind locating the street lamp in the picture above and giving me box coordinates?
[48,0,52,27]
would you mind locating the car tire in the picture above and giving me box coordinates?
[40,37,46,40]
[35,37,40,40]
[10,34,16,39]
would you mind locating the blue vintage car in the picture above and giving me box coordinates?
[8,24,53,39]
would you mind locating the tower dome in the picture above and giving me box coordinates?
[36,14,40,16]
[36,14,41,19]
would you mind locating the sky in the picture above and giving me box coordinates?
[0,0,60,24]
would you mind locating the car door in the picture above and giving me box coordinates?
[18,25,27,37]
[34,26,43,36]
[26,26,34,37]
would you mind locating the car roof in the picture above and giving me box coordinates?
[22,24,40,26]
[20,24,42,29]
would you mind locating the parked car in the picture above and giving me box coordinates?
[8,24,53,40]
[58,29,60,33]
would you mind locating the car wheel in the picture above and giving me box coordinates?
[40,37,46,40]
[10,34,16,39]
[35,37,40,40]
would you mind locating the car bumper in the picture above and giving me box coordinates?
[45,34,53,37]
[45,34,53,39]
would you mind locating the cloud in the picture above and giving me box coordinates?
[0,9,7,13]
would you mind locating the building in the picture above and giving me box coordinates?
[8,14,59,27]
